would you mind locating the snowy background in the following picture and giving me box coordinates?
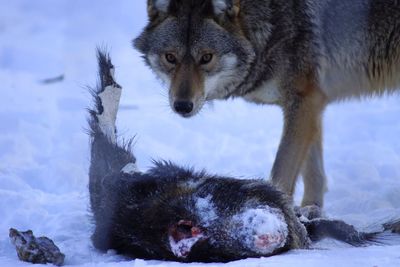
[1,1,400,266]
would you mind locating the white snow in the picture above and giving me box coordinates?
[169,235,205,259]
[0,1,400,266]
[230,206,288,254]
[121,163,139,175]
[195,195,218,227]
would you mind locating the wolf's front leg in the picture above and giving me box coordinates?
[270,84,326,205]
[301,129,327,207]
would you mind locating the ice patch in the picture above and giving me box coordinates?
[230,206,288,254]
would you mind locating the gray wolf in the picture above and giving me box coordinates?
[88,50,399,262]
[134,0,400,208]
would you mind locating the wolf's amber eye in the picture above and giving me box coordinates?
[200,53,213,65]
[165,53,177,64]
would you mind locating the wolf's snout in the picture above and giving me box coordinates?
[173,100,194,115]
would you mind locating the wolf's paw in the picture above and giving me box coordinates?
[230,206,288,255]
[295,205,323,221]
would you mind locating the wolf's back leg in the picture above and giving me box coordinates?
[88,50,138,212]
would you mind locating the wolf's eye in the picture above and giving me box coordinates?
[165,53,177,64]
[200,53,213,65]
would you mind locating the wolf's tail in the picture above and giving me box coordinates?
[88,50,138,213]
[304,218,400,246]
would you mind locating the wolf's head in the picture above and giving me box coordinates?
[134,0,255,117]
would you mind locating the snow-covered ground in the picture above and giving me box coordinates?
[1,1,400,266]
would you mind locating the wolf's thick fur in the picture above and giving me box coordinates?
[88,51,400,262]
[134,0,400,207]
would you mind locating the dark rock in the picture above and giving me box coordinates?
[9,228,65,266]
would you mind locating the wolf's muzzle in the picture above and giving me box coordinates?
[174,100,194,115]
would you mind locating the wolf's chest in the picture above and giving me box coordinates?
[243,79,281,105]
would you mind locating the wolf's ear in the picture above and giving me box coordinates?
[211,0,240,17]
[147,0,171,17]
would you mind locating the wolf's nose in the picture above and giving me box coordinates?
[174,100,194,115]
